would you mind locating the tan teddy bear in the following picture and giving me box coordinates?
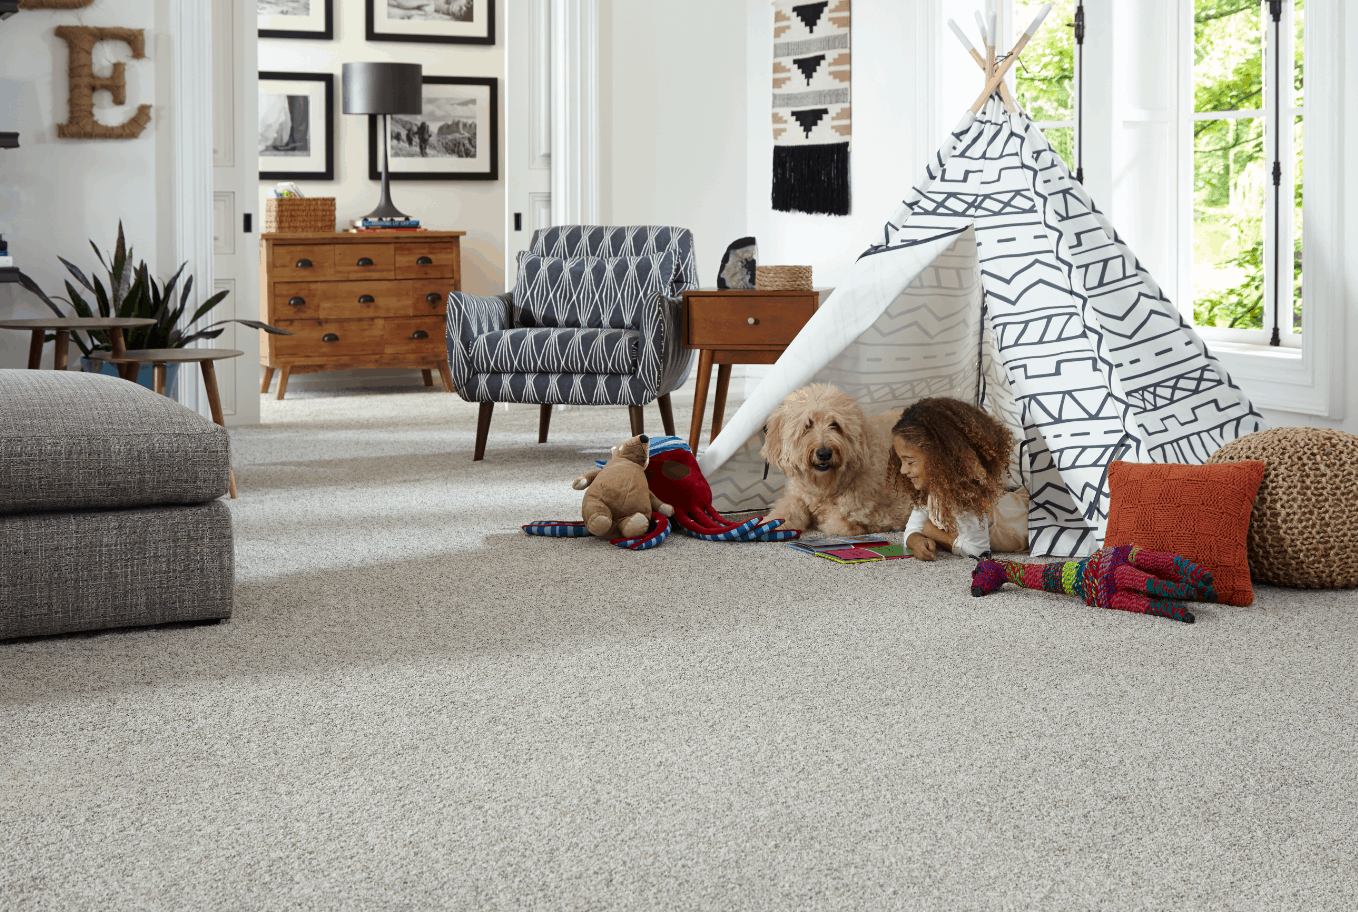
[571,434,674,539]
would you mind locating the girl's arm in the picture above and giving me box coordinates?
[903,507,937,561]
[946,513,991,559]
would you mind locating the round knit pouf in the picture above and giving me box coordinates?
[1207,427,1358,588]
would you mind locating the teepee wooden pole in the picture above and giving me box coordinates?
[971,2,1051,113]
[951,16,1016,113]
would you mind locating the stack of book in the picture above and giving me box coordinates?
[348,217,424,233]
[786,535,913,564]
[0,232,11,268]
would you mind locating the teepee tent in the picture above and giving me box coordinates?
[698,6,1265,557]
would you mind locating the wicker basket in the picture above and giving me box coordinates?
[755,264,813,291]
[264,197,337,234]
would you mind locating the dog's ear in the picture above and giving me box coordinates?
[760,406,788,469]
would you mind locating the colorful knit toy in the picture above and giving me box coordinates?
[970,544,1217,624]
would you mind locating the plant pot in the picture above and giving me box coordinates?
[82,357,179,399]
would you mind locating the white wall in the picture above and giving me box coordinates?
[600,0,748,286]
[0,0,169,370]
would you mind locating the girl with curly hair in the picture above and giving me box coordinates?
[887,397,1024,561]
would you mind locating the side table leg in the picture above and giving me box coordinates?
[687,350,714,452]
[201,360,237,499]
[152,363,167,395]
[27,329,43,369]
[53,331,70,371]
[711,364,733,443]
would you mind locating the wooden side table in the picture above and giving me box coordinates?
[0,317,155,371]
[681,288,821,451]
[89,348,244,499]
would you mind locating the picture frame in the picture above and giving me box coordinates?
[365,0,495,46]
[258,0,334,41]
[258,72,335,182]
[367,76,499,182]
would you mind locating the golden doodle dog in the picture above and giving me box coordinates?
[760,383,914,534]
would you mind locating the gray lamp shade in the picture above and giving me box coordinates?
[342,62,423,115]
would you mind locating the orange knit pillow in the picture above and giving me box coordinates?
[1105,460,1266,606]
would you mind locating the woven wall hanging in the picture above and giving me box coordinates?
[771,0,850,216]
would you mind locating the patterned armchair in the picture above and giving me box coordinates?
[447,226,699,460]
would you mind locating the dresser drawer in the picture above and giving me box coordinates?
[310,280,411,320]
[684,294,818,347]
[333,244,395,280]
[272,319,386,357]
[411,280,457,315]
[398,242,459,279]
[271,283,323,320]
[271,245,336,281]
[384,316,448,354]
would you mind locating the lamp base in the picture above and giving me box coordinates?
[364,113,410,222]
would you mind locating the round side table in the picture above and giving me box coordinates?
[0,317,156,372]
[89,347,245,499]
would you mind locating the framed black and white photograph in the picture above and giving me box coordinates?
[259,72,335,181]
[367,76,499,181]
[365,0,495,46]
[258,0,334,40]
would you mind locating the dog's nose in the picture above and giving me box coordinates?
[815,446,833,462]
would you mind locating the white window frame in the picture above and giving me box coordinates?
[1175,0,1342,417]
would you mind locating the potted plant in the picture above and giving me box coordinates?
[57,223,290,395]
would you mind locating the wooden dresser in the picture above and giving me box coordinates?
[258,231,464,398]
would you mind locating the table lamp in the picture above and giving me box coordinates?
[342,62,423,220]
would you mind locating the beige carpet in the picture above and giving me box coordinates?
[2,384,1356,911]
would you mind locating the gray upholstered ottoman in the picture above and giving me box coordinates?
[0,369,234,638]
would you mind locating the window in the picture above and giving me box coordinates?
[1012,0,1080,173]
[1187,0,1303,345]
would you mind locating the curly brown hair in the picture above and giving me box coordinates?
[885,397,1015,533]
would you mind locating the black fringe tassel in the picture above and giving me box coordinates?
[772,143,850,216]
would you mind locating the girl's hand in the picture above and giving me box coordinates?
[907,532,936,561]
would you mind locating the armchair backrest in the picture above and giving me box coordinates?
[528,225,699,298]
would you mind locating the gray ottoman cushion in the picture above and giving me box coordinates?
[0,369,230,514]
[0,500,234,639]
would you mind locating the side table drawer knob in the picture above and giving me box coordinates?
[358,294,375,304]
[425,292,441,305]
[287,296,306,307]
[410,330,429,340]
[747,317,758,325]
[357,257,374,267]
[416,256,434,265]
[295,258,313,269]
[322,333,340,343]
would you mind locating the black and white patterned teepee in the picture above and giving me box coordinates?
[699,99,1265,557]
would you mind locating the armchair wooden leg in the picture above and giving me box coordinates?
[629,406,644,437]
[474,401,494,461]
[657,394,675,437]
[538,404,552,443]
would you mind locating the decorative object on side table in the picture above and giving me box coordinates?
[367,76,498,182]
[264,196,338,233]
[771,0,851,215]
[755,264,812,291]
[717,236,757,290]
[681,287,821,451]
[365,0,494,46]
[258,230,463,398]
[259,71,335,181]
[343,62,423,220]
[258,0,334,40]
[56,223,291,394]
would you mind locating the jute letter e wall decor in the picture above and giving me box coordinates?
[771,0,850,216]
[53,26,152,140]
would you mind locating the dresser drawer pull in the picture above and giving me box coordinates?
[358,294,375,304]
[416,256,434,265]
[747,317,758,325]
[410,330,429,340]
[425,292,442,305]
[322,333,340,343]
[295,258,313,269]
[356,257,374,267]
[287,296,307,307]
